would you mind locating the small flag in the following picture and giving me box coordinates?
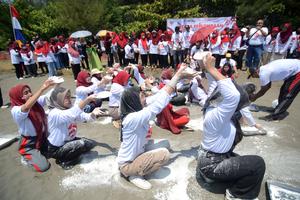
[10,5,26,42]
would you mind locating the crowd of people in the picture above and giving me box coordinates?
[6,18,300,200]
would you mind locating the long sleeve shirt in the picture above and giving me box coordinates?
[202,78,240,153]
[117,89,171,165]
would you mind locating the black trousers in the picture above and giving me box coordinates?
[237,50,246,69]
[118,49,125,66]
[107,52,114,67]
[25,64,38,77]
[141,54,148,66]
[38,62,48,74]
[274,72,300,116]
[124,58,135,66]
[71,64,81,80]
[134,53,139,64]
[159,55,168,68]
[48,138,94,163]
[13,64,24,79]
[197,148,265,199]
[212,54,223,69]
[150,54,158,66]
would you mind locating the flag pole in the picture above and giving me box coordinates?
[8,1,16,41]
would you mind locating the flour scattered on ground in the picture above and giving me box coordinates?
[151,156,194,200]
[92,117,112,125]
[186,118,203,131]
[61,155,118,190]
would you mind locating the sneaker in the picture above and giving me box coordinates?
[225,189,258,200]
[20,157,29,167]
[128,175,152,190]
[19,77,24,80]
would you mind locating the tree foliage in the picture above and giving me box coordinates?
[0,0,299,50]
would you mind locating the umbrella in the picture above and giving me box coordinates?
[190,26,216,44]
[70,30,92,38]
[97,30,111,37]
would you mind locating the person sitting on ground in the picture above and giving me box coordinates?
[47,86,104,169]
[117,64,188,189]
[189,74,207,106]
[75,71,110,113]
[196,54,265,200]
[219,53,238,78]
[9,79,55,172]
[250,59,300,121]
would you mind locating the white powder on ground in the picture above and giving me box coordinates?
[151,156,194,200]
[186,118,203,131]
[61,155,118,190]
[92,117,112,125]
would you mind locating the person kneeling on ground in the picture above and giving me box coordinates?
[196,55,265,200]
[47,86,105,169]
[117,64,188,189]
[9,79,55,172]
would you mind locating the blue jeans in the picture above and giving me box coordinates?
[47,62,57,76]
[246,45,263,74]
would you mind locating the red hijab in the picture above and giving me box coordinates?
[210,30,219,45]
[221,30,230,44]
[68,41,80,58]
[9,84,47,150]
[140,32,148,51]
[280,23,293,44]
[161,68,173,80]
[112,71,130,86]
[76,71,92,87]
[111,32,119,44]
[117,32,128,49]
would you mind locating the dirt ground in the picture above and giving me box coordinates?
[0,63,299,200]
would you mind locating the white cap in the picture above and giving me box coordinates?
[193,51,212,61]
[241,28,248,33]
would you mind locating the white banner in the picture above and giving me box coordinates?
[167,17,235,33]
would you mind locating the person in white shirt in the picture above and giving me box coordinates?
[237,27,249,70]
[250,59,300,121]
[47,86,103,169]
[246,19,268,77]
[171,26,184,68]
[20,45,38,77]
[289,27,300,59]
[149,30,159,67]
[68,40,82,80]
[117,64,188,189]
[190,41,203,57]
[262,27,280,64]
[217,30,230,68]
[274,23,293,60]
[9,42,24,79]
[90,68,107,94]
[158,34,169,68]
[138,32,149,66]
[196,54,265,200]
[183,25,194,60]
[34,40,49,74]
[228,26,241,66]
[124,38,135,66]
[188,75,207,106]
[75,71,110,113]
[9,79,55,172]
[208,30,222,68]
[44,41,57,77]
[219,53,239,78]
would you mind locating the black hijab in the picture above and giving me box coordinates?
[120,86,143,141]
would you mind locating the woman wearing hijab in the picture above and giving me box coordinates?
[263,27,280,64]
[275,23,293,60]
[34,40,49,74]
[117,32,128,66]
[117,64,187,189]
[217,30,230,68]
[75,71,110,113]
[68,40,82,80]
[9,42,24,79]
[158,34,169,68]
[47,86,102,169]
[209,30,221,68]
[196,55,265,200]
[43,41,57,77]
[149,30,159,68]
[138,32,149,66]
[9,79,55,172]
[228,26,241,66]
[20,44,38,77]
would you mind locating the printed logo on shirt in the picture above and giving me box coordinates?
[68,123,77,139]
